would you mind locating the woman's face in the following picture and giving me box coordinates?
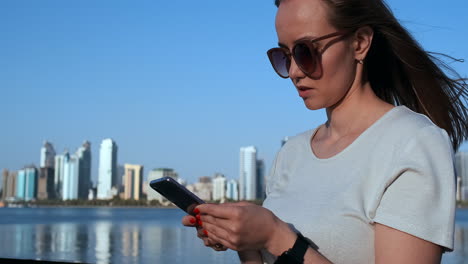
[275,0,358,110]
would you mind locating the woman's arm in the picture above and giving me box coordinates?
[255,219,444,264]
[238,250,263,264]
[269,222,443,264]
[266,220,332,264]
[374,223,442,264]
[194,203,445,264]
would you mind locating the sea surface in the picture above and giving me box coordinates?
[0,207,467,264]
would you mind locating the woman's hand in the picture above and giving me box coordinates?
[181,210,228,251]
[194,202,297,254]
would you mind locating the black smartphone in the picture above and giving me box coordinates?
[149,177,205,215]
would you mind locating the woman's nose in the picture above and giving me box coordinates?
[288,56,306,80]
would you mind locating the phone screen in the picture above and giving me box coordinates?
[149,177,205,214]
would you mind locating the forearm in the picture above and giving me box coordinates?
[303,247,333,264]
[238,250,263,264]
[267,219,333,264]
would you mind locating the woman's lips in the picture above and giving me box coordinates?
[297,86,314,98]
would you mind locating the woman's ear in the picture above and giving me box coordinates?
[353,26,374,61]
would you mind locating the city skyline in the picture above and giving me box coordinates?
[1,0,467,185]
[2,137,468,203]
[3,138,269,186]
[0,137,248,202]
[2,137,468,187]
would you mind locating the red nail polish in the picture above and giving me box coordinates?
[203,230,208,236]
[189,218,196,224]
[194,208,200,214]
[196,214,201,220]
[197,220,203,227]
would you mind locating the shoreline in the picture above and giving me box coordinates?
[3,205,468,209]
[0,204,179,209]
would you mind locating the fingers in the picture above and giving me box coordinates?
[196,226,228,251]
[202,221,237,251]
[201,221,231,244]
[199,213,234,232]
[196,226,206,238]
[181,215,197,227]
[183,213,227,251]
[195,204,229,219]
[196,202,250,220]
[234,201,253,207]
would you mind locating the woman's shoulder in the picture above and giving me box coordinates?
[388,105,439,130]
[375,105,452,152]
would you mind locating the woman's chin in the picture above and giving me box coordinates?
[303,100,324,111]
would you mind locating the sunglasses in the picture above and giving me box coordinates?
[267,31,349,79]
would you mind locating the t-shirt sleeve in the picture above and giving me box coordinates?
[373,125,456,251]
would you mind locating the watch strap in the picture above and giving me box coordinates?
[289,232,309,262]
[274,232,309,264]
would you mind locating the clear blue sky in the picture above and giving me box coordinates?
[1,0,467,185]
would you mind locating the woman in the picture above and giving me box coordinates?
[182,0,468,263]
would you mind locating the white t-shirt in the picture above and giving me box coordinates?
[261,106,456,264]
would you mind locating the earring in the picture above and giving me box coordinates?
[357,59,364,64]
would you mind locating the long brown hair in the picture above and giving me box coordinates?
[275,0,468,151]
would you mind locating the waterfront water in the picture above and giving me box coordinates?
[0,207,467,264]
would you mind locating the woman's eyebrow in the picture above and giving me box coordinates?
[278,42,288,48]
[294,35,317,44]
[278,34,319,48]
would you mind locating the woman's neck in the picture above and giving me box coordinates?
[323,82,393,139]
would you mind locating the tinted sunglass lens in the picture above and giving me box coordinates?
[269,49,290,78]
[293,43,317,76]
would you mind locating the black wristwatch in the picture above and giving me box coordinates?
[274,232,310,264]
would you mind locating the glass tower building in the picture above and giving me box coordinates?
[62,156,79,200]
[239,146,257,201]
[77,141,92,199]
[226,179,239,201]
[97,139,118,199]
[16,167,37,201]
[54,151,70,198]
[40,141,56,168]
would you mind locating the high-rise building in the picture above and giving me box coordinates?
[117,165,125,193]
[1,169,7,199]
[147,168,178,202]
[456,152,468,201]
[2,170,17,200]
[212,173,226,201]
[62,155,79,200]
[239,146,257,200]
[40,141,56,168]
[123,164,144,200]
[0,170,3,195]
[37,167,55,200]
[76,141,92,199]
[97,139,118,199]
[226,179,239,201]
[188,177,212,202]
[199,176,211,184]
[54,151,70,198]
[256,159,265,200]
[239,146,266,201]
[16,166,38,201]
[1,169,6,198]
